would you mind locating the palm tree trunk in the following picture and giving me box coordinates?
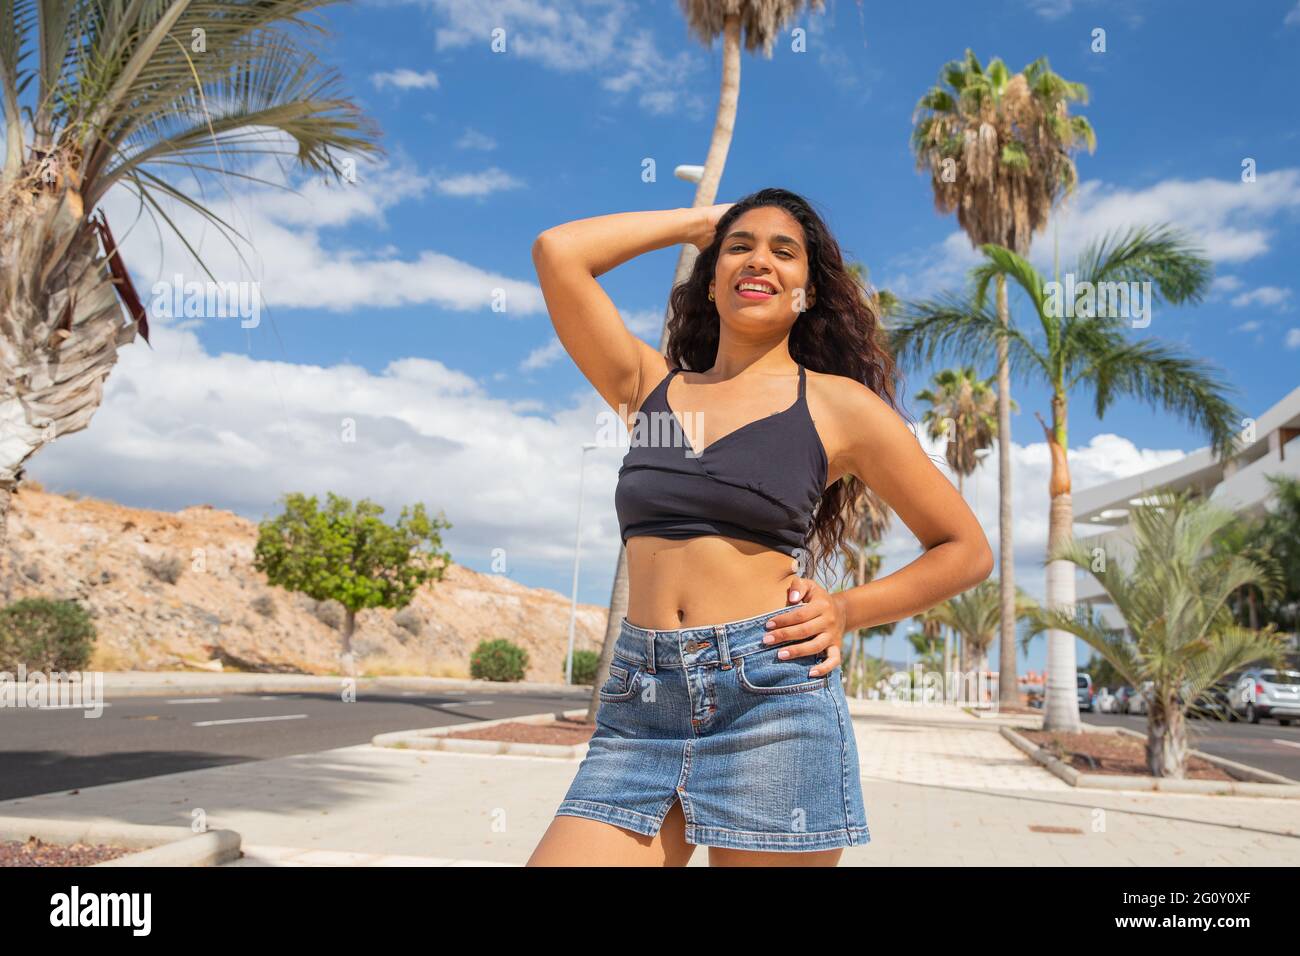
[1042,392,1081,732]
[1146,693,1187,777]
[995,274,1019,709]
[587,543,630,721]
[0,480,12,600]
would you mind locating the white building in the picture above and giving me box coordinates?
[1073,384,1300,636]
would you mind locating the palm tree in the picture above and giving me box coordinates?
[1254,475,1300,637]
[0,0,380,563]
[590,0,847,719]
[894,225,1243,731]
[1027,491,1289,777]
[910,49,1095,712]
[838,485,891,697]
[914,366,998,498]
[925,579,1037,703]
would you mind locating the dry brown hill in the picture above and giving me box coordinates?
[3,484,608,681]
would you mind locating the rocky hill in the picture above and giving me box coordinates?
[2,485,608,681]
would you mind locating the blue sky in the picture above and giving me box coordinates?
[28,0,1300,676]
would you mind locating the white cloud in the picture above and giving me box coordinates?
[520,337,566,371]
[1286,328,1300,349]
[1230,286,1293,309]
[28,324,628,571]
[1211,275,1242,293]
[885,169,1300,299]
[456,128,498,151]
[370,69,441,91]
[100,158,543,316]
[434,167,525,197]
[420,0,705,117]
[1286,1,1300,26]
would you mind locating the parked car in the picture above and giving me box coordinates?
[1113,686,1135,713]
[1126,681,1153,716]
[1187,678,1238,722]
[1232,669,1300,725]
[1078,673,1094,712]
[1095,686,1118,713]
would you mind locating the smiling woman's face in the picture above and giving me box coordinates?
[709,206,813,333]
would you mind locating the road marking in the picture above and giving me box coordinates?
[35,702,113,709]
[454,701,494,707]
[1272,738,1300,749]
[166,697,222,704]
[194,714,309,727]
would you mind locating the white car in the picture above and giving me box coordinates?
[1233,669,1300,725]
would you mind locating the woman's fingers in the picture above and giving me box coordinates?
[808,641,842,678]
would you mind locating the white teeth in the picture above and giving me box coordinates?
[738,282,775,294]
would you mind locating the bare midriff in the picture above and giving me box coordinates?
[623,534,804,630]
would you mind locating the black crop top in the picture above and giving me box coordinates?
[614,363,829,557]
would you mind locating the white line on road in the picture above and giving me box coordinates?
[1271,738,1300,749]
[167,698,222,704]
[194,714,309,727]
[35,702,112,709]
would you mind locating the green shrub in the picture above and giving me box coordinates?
[470,638,529,682]
[0,598,96,671]
[566,649,599,685]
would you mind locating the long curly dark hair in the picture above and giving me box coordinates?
[664,187,905,586]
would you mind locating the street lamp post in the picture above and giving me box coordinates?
[565,442,599,685]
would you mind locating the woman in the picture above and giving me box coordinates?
[526,188,993,867]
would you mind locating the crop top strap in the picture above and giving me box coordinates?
[797,362,806,399]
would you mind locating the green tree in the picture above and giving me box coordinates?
[924,579,1037,695]
[1026,490,1288,777]
[910,49,1095,713]
[915,366,1000,498]
[894,225,1242,732]
[254,493,451,675]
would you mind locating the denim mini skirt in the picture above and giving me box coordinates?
[554,603,871,852]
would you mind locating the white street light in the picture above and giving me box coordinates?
[565,442,600,685]
[674,164,704,183]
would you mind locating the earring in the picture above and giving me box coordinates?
[708,289,714,301]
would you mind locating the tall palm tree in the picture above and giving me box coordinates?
[910,49,1095,712]
[0,0,380,561]
[894,224,1243,731]
[1027,491,1288,776]
[590,0,848,718]
[914,366,998,498]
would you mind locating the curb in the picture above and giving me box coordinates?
[0,816,242,866]
[90,672,592,700]
[999,726,1300,797]
[372,707,593,759]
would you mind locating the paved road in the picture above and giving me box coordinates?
[0,689,590,801]
[1082,710,1300,780]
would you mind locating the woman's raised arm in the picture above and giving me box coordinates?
[530,205,720,418]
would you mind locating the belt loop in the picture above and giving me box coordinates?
[646,630,656,673]
[714,624,731,669]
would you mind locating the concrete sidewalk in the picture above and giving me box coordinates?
[2,697,1296,866]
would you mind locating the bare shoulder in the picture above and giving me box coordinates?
[804,367,907,482]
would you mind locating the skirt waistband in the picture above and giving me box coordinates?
[613,604,803,671]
